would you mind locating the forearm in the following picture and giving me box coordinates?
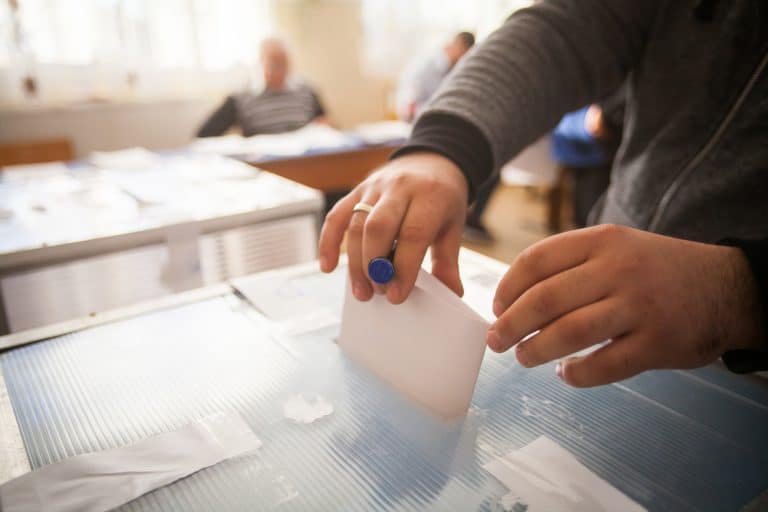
[396,0,662,194]
[197,96,237,138]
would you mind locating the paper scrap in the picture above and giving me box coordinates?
[494,495,530,512]
[0,413,261,512]
[338,269,489,419]
[484,436,646,512]
[283,394,334,424]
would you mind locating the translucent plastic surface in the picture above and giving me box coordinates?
[2,258,767,511]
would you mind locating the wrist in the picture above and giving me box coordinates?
[715,246,766,353]
[392,112,493,202]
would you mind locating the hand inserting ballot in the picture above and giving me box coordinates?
[319,153,468,304]
[318,155,765,388]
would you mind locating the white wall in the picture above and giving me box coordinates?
[0,98,218,157]
[272,0,392,127]
[0,1,393,157]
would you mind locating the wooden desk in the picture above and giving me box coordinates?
[250,143,399,193]
[0,138,74,167]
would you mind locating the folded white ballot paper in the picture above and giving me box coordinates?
[0,413,261,512]
[339,269,490,419]
[484,436,646,511]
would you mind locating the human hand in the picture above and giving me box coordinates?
[319,152,469,304]
[487,225,764,387]
[584,104,606,139]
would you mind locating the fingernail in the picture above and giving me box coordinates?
[515,343,529,367]
[353,282,364,300]
[555,362,564,380]
[493,300,503,317]
[486,330,502,352]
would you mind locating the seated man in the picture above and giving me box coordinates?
[551,92,624,228]
[395,31,475,122]
[197,38,327,137]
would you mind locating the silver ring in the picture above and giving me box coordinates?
[352,202,374,214]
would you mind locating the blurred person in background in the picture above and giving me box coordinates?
[551,89,625,228]
[395,31,475,123]
[197,38,327,137]
[396,31,494,242]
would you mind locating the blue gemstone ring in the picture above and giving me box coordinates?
[368,257,395,285]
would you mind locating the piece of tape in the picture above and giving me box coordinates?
[0,413,261,512]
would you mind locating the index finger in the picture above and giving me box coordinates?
[493,228,595,317]
[318,189,361,272]
[386,200,445,304]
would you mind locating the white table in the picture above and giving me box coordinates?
[0,154,323,333]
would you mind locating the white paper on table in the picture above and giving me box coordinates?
[338,269,490,419]
[89,147,159,169]
[0,162,71,182]
[0,413,261,512]
[484,436,646,512]
[352,120,412,145]
[232,272,340,336]
[189,134,248,156]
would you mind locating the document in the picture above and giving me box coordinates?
[0,162,70,181]
[338,269,490,419]
[0,413,261,512]
[484,436,646,511]
[89,147,159,169]
[352,120,412,145]
[189,134,247,156]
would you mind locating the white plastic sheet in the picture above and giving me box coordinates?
[0,413,261,512]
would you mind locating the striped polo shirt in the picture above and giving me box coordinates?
[197,80,326,138]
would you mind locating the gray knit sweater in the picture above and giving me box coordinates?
[399,0,768,243]
[395,0,768,371]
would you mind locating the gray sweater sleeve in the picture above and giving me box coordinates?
[396,0,663,192]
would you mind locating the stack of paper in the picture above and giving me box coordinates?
[89,147,160,170]
[352,120,412,145]
[484,436,646,511]
[189,124,356,159]
[338,269,490,419]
